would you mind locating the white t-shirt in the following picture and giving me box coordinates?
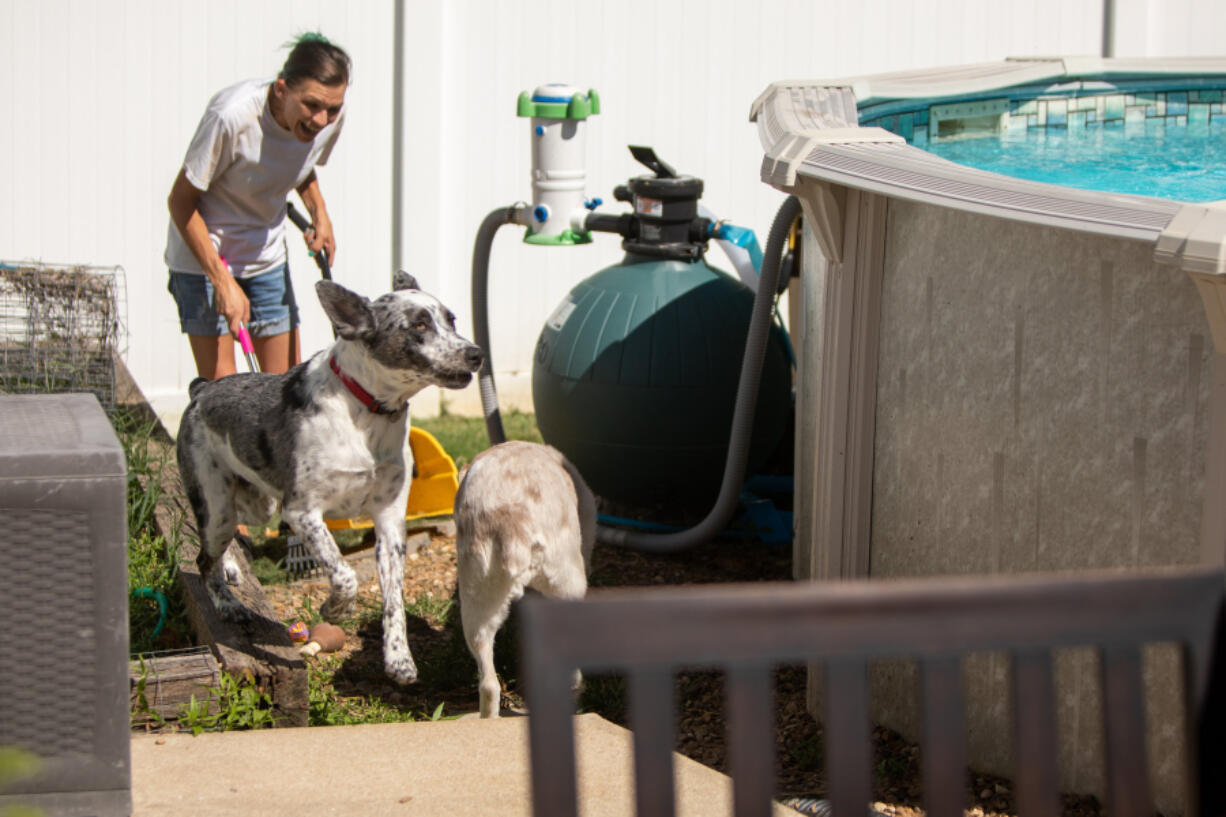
[164,78,344,278]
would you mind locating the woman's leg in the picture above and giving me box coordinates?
[171,272,234,379]
[252,328,301,374]
[188,334,239,379]
[246,263,301,374]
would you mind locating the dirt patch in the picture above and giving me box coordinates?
[259,526,1102,817]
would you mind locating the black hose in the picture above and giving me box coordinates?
[470,196,803,552]
[596,195,802,552]
[472,206,525,446]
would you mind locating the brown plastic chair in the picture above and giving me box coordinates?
[521,567,1226,817]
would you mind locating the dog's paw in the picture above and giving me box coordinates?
[320,596,356,623]
[385,654,419,685]
[479,677,501,718]
[221,550,243,586]
[203,569,251,620]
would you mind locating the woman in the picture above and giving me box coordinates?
[166,34,350,378]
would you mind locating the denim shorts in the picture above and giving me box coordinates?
[168,264,299,337]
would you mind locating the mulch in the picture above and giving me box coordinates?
[257,524,1104,817]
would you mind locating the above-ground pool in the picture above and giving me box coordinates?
[859,80,1226,202]
[925,124,1226,201]
[752,57,1226,815]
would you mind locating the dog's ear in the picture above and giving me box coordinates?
[392,270,420,291]
[316,280,375,341]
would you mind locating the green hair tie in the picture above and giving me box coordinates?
[285,31,330,49]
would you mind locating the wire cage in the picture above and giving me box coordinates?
[0,262,128,412]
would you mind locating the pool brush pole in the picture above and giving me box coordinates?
[287,201,332,281]
[236,324,259,373]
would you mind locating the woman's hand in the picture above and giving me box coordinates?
[211,262,251,336]
[304,211,336,265]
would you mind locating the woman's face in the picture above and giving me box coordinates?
[272,77,346,143]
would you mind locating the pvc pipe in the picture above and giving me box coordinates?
[699,203,760,290]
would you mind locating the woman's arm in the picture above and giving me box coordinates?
[167,168,249,333]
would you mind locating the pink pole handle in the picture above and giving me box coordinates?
[237,323,259,372]
[236,324,255,356]
[220,255,260,372]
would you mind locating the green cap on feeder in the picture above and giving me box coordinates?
[517,84,601,246]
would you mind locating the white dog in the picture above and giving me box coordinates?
[454,441,596,717]
[176,271,483,685]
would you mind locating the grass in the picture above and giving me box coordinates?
[307,661,450,726]
[415,407,542,469]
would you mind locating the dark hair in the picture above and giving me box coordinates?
[279,32,351,88]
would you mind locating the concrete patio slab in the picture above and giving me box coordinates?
[131,712,798,816]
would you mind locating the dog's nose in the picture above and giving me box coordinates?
[465,344,485,370]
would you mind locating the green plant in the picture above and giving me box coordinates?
[788,733,823,771]
[0,746,43,817]
[577,674,627,721]
[875,754,908,781]
[299,595,323,626]
[248,554,287,586]
[129,655,165,729]
[405,592,454,627]
[307,663,417,726]
[113,408,189,653]
[177,672,280,735]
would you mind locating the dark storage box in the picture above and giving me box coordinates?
[0,394,130,817]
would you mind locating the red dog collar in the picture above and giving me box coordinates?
[329,355,403,416]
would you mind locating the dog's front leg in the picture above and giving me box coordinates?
[372,504,417,685]
[281,507,358,622]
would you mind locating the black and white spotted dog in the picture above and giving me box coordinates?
[176,271,483,684]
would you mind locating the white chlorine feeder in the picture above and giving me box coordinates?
[517,83,601,245]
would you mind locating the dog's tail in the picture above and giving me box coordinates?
[187,376,211,402]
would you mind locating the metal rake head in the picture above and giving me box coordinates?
[284,534,320,580]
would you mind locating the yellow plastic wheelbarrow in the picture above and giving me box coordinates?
[324,426,460,530]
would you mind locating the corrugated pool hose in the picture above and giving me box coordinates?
[471,195,802,552]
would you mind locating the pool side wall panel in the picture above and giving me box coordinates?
[865,198,1210,812]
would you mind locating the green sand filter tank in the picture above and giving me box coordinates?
[532,149,791,509]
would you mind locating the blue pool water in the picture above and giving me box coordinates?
[923,125,1226,203]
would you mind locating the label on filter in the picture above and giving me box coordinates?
[635,196,663,217]
[546,298,577,331]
